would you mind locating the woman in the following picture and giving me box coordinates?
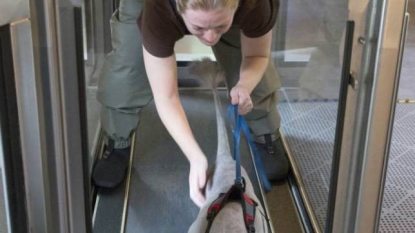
[93,0,288,208]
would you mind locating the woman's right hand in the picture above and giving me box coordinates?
[189,154,208,207]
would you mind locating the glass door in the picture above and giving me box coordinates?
[273,0,350,231]
[273,0,410,232]
[28,0,92,232]
[0,0,92,232]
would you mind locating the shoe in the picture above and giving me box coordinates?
[92,142,131,189]
[254,134,289,181]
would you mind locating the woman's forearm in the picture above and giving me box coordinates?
[154,93,205,163]
[142,47,204,163]
[237,30,272,92]
[237,56,269,93]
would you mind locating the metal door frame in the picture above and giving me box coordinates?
[329,0,409,232]
[0,0,94,232]
[29,0,92,232]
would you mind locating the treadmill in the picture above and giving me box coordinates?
[92,85,276,232]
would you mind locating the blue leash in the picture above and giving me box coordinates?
[228,104,272,192]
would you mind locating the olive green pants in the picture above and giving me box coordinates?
[97,0,282,148]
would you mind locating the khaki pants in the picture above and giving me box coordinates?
[97,0,282,148]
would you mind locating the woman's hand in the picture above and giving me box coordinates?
[189,154,208,207]
[230,85,253,115]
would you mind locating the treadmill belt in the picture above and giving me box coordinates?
[125,90,270,232]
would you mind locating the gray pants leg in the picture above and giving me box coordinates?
[97,0,152,148]
[212,26,282,140]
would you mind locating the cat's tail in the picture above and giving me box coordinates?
[189,58,232,160]
[189,58,222,90]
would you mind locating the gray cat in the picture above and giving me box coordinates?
[188,59,269,233]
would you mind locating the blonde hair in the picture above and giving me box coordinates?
[176,0,239,14]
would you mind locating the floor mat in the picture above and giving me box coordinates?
[278,100,415,232]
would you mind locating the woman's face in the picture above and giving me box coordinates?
[181,8,235,46]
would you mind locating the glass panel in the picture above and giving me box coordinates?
[397,1,415,101]
[82,0,113,175]
[379,1,415,232]
[0,24,12,233]
[273,0,349,230]
[0,23,18,233]
[0,124,9,233]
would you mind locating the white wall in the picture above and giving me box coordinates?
[174,35,216,61]
[0,0,29,27]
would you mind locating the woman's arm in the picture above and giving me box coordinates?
[238,30,272,92]
[230,30,273,115]
[142,46,207,207]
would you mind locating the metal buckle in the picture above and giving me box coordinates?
[234,178,245,190]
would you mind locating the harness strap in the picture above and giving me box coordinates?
[206,185,258,233]
[241,193,257,232]
[205,193,228,233]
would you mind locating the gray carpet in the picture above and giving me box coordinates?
[278,98,415,232]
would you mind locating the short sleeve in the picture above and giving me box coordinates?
[240,0,279,38]
[137,1,183,57]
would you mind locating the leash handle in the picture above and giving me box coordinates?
[228,105,243,185]
[228,105,272,192]
[239,117,272,192]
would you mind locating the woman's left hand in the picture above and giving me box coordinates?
[230,85,253,115]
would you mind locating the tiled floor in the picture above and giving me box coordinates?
[380,105,415,233]
[279,100,415,232]
[278,100,337,229]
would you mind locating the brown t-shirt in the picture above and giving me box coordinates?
[137,0,279,58]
